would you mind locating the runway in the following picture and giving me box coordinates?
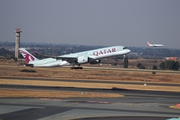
[0,77,180,120]
[1,76,180,87]
[0,96,179,120]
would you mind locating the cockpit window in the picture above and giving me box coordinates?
[123,47,127,49]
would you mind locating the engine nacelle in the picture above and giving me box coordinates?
[77,56,88,64]
[89,59,101,64]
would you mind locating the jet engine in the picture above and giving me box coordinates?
[89,59,101,64]
[77,56,88,64]
[77,56,101,64]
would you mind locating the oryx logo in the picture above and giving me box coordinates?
[19,50,35,63]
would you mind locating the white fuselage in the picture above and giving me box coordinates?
[58,46,130,64]
[148,44,164,47]
[60,46,130,58]
[22,46,130,67]
[29,58,69,67]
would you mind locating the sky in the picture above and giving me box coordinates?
[0,0,180,48]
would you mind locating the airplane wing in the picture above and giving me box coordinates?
[56,56,77,63]
[33,51,39,55]
[32,51,78,62]
[33,51,59,59]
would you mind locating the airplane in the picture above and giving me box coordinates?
[147,41,164,47]
[56,46,131,69]
[19,46,131,69]
[19,48,69,67]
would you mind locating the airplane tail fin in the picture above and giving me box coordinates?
[147,41,151,46]
[19,48,38,64]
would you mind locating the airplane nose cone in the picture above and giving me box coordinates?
[126,49,131,54]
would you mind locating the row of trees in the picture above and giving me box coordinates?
[119,56,179,71]
[159,60,179,70]
[136,60,179,70]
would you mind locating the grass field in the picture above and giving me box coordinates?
[0,63,180,83]
[0,60,180,98]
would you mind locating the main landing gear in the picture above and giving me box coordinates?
[70,66,83,69]
[70,64,83,69]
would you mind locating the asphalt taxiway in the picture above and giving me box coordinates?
[0,96,179,120]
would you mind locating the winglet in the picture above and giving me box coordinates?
[33,51,39,55]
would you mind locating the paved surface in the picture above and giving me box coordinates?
[0,76,180,120]
[0,97,179,120]
[1,76,180,87]
[0,88,180,120]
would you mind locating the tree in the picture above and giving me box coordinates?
[152,65,157,70]
[174,61,179,70]
[137,63,142,68]
[159,61,165,70]
[139,65,145,69]
[159,60,179,70]
[136,63,145,69]
[14,58,17,62]
[123,57,129,68]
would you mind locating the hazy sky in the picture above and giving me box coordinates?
[0,0,180,48]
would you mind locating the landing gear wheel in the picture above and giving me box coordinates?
[79,67,83,69]
[70,67,83,69]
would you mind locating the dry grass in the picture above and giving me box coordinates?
[0,64,180,83]
[0,89,123,98]
[169,105,180,110]
[0,79,180,92]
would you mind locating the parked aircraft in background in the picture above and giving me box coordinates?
[147,41,164,47]
[19,46,131,69]
[19,48,69,67]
